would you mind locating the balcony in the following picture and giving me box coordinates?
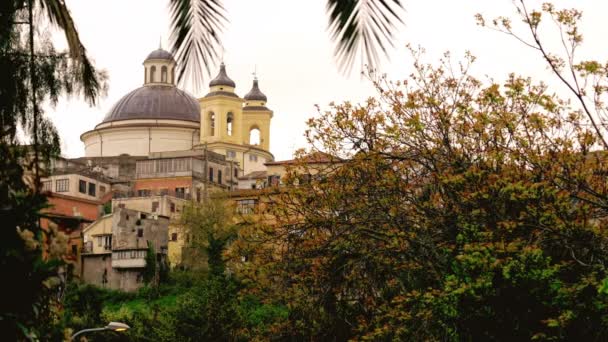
[112,249,147,268]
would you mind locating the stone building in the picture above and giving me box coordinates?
[81,208,169,292]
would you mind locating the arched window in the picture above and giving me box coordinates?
[150,66,156,83]
[249,127,260,145]
[226,113,233,136]
[161,66,168,83]
[209,112,215,136]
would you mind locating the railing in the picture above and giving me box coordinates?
[113,190,192,200]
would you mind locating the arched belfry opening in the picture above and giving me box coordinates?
[209,112,216,136]
[249,126,260,145]
[227,112,234,136]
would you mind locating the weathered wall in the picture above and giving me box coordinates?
[81,255,144,292]
[112,208,169,252]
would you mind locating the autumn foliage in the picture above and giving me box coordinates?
[233,49,608,340]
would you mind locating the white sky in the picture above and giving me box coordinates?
[48,0,608,161]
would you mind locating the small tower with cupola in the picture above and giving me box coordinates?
[143,48,176,86]
[199,63,244,145]
[242,77,273,152]
[198,65,274,175]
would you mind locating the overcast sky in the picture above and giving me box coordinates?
[48,0,608,161]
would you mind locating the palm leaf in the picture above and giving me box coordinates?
[36,0,103,105]
[326,0,404,73]
[168,0,227,91]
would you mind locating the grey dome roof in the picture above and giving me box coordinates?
[101,86,200,123]
[145,48,175,61]
[244,79,267,102]
[209,63,235,87]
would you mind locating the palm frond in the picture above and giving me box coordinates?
[326,0,404,73]
[169,0,227,92]
[36,0,103,105]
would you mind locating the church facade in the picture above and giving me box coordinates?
[80,47,274,177]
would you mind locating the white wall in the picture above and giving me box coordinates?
[82,122,198,157]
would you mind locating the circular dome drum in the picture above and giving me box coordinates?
[101,86,200,124]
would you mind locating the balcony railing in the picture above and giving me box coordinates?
[113,190,192,200]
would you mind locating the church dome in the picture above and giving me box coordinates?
[244,79,267,101]
[101,86,200,123]
[145,48,175,61]
[209,63,236,87]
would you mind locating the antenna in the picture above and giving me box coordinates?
[252,64,258,80]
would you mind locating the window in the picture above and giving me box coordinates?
[79,180,87,194]
[137,229,143,238]
[71,244,78,255]
[268,175,281,187]
[118,203,126,209]
[249,154,258,162]
[150,66,156,82]
[152,201,159,212]
[170,202,176,213]
[138,189,151,197]
[236,199,257,215]
[103,235,112,250]
[42,181,52,192]
[171,233,178,241]
[249,127,261,145]
[88,182,96,197]
[161,65,167,82]
[234,168,238,177]
[160,188,168,195]
[227,113,234,136]
[209,167,214,182]
[227,150,236,159]
[175,187,186,199]
[56,179,69,192]
[218,170,222,184]
[97,236,102,247]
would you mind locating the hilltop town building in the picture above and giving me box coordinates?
[38,46,297,289]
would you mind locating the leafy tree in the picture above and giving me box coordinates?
[478,0,608,150]
[0,1,105,339]
[143,241,158,284]
[180,197,239,275]
[236,42,608,340]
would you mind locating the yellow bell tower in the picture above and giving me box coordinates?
[198,64,274,175]
[242,77,272,151]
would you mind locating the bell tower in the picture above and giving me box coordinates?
[199,63,244,145]
[242,77,272,151]
[198,64,274,175]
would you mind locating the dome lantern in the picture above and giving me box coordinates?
[143,48,176,86]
